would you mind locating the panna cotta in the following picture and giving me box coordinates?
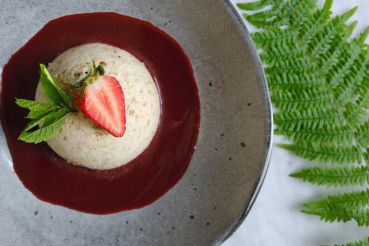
[35,43,161,169]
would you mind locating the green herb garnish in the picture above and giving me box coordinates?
[16,64,72,143]
[70,61,105,89]
[39,64,71,108]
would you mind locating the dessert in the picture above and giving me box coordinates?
[33,43,161,169]
[0,13,200,214]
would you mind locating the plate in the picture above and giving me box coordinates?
[0,0,272,245]
[1,12,201,214]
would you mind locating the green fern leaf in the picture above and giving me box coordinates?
[265,57,317,75]
[271,88,332,111]
[237,0,276,11]
[279,143,361,164]
[319,40,347,74]
[303,206,369,226]
[334,52,369,107]
[304,189,369,209]
[308,19,346,59]
[298,7,332,43]
[273,0,315,27]
[287,0,317,25]
[251,27,296,49]
[276,126,353,147]
[303,189,369,226]
[356,122,369,147]
[274,108,342,131]
[261,45,307,65]
[290,166,369,186]
[328,44,362,89]
[344,103,368,126]
[239,0,369,237]
[335,237,369,246]
[267,73,325,90]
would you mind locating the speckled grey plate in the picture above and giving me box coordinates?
[0,0,272,245]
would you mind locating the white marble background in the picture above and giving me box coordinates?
[225,1,369,245]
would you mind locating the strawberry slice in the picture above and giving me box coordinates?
[77,75,126,137]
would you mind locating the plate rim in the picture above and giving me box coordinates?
[220,0,273,243]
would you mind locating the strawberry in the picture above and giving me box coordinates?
[77,75,126,137]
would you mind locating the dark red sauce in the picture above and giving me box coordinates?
[0,13,200,214]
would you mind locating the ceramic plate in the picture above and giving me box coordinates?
[0,0,272,245]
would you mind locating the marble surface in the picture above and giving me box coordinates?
[225,1,369,245]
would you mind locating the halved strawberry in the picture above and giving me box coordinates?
[77,75,126,137]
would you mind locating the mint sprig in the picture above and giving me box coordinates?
[39,64,71,108]
[16,64,72,143]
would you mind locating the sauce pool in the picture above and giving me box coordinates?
[0,13,200,214]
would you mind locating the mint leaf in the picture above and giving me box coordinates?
[39,64,71,108]
[16,98,54,111]
[22,107,68,132]
[18,108,70,144]
[16,65,73,144]
[15,98,56,119]
[42,107,70,127]
[23,114,49,132]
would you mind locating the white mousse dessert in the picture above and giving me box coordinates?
[35,43,161,170]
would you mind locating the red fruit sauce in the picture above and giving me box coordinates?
[0,13,200,214]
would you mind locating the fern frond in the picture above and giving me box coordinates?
[340,6,359,23]
[345,79,369,125]
[334,52,369,106]
[298,6,332,43]
[274,108,342,131]
[303,189,369,226]
[335,237,369,246]
[318,21,357,72]
[271,88,332,111]
[355,26,369,44]
[239,0,369,239]
[319,39,348,74]
[303,206,369,226]
[265,57,316,75]
[290,166,369,186]
[322,0,334,14]
[252,27,296,48]
[335,79,362,107]
[355,121,369,148]
[279,143,361,164]
[275,126,353,147]
[273,0,315,27]
[242,1,285,28]
[344,103,368,126]
[304,189,369,209]
[288,0,317,25]
[308,18,346,59]
[260,43,306,64]
[357,81,369,109]
[328,43,362,89]
[267,73,325,91]
[243,0,316,28]
[237,0,276,11]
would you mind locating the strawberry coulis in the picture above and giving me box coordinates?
[0,13,200,214]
